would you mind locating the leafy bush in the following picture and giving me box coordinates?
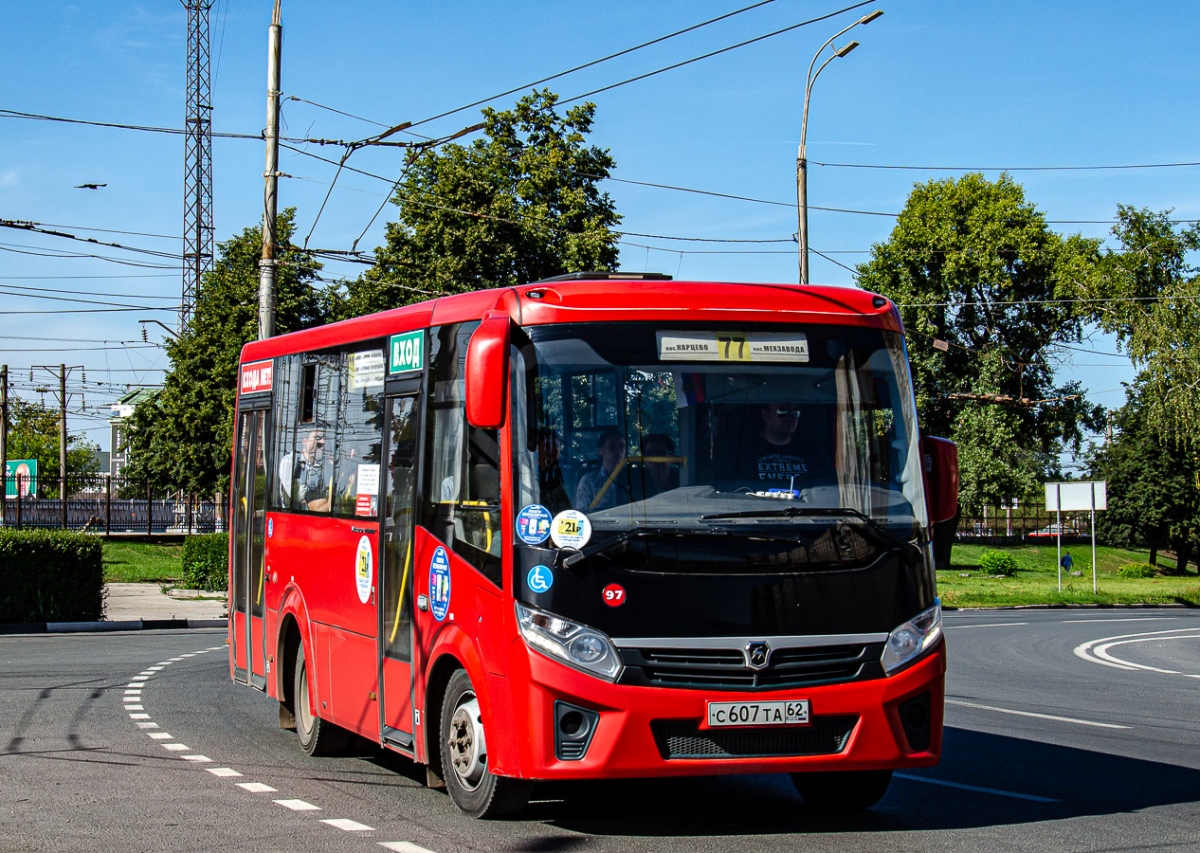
[181,534,229,592]
[978,550,1019,577]
[1117,562,1158,579]
[0,530,104,622]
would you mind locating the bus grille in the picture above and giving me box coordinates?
[619,643,883,691]
[650,716,857,760]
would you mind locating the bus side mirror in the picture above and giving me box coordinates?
[921,435,959,571]
[921,435,959,524]
[465,314,510,429]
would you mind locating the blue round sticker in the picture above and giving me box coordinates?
[516,504,553,546]
[527,564,554,594]
[267,517,274,538]
[429,547,451,622]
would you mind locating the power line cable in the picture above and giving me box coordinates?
[402,0,787,131]
[561,1,874,103]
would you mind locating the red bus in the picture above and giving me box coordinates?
[229,273,958,818]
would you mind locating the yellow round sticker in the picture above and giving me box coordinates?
[355,535,373,604]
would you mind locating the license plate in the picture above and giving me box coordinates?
[706,699,810,728]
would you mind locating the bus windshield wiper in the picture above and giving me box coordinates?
[701,506,920,559]
[555,525,727,570]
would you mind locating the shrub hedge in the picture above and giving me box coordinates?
[0,530,104,623]
[978,550,1019,577]
[181,533,229,592]
[1117,562,1158,579]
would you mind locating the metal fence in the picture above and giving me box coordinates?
[955,504,1097,546]
[1,474,225,534]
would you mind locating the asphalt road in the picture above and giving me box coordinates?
[2,610,1198,852]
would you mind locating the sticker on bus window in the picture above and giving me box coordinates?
[516,504,553,546]
[550,510,591,549]
[527,565,554,594]
[355,536,373,605]
[657,331,809,363]
[355,464,380,517]
[429,546,451,621]
[348,350,386,389]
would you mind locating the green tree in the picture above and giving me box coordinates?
[1089,383,1198,571]
[1084,207,1200,449]
[6,398,98,495]
[122,210,326,494]
[856,173,1105,511]
[334,89,621,318]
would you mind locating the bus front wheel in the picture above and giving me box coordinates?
[790,769,892,811]
[294,644,349,757]
[439,669,531,818]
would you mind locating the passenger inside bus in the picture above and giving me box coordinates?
[725,403,828,490]
[574,427,629,511]
[633,433,680,499]
[280,428,331,512]
[535,428,571,513]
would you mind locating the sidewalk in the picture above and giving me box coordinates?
[106,582,228,622]
[0,584,227,634]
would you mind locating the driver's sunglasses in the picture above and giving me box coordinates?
[772,408,801,418]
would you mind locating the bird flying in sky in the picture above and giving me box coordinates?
[74,183,107,189]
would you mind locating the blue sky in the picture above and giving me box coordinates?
[2,1,1197,453]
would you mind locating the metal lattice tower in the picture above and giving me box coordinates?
[181,1,214,332]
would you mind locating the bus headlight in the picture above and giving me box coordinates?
[881,600,942,675]
[516,603,623,681]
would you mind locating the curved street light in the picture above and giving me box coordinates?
[797,9,883,284]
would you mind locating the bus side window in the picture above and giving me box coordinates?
[425,323,501,586]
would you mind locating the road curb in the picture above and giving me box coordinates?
[0,618,227,635]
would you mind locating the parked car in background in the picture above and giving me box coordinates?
[1028,524,1078,538]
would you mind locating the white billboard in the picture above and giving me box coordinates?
[1045,481,1106,512]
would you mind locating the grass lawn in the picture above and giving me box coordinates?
[102,540,184,584]
[941,543,1200,608]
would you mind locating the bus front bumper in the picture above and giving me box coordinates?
[503,639,946,781]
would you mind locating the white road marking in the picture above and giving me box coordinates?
[238,782,277,793]
[123,689,141,695]
[895,772,1059,803]
[1075,628,1200,674]
[275,799,321,811]
[128,713,150,720]
[135,722,159,729]
[1063,617,1179,623]
[164,743,191,751]
[147,666,165,671]
[124,704,144,711]
[131,676,149,682]
[379,844,438,853]
[125,683,144,689]
[148,732,173,740]
[322,819,374,831]
[182,755,212,763]
[944,622,1029,629]
[946,699,1130,729]
[207,768,243,778]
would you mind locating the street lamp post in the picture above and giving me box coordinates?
[797,9,883,284]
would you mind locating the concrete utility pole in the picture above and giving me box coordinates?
[258,0,282,340]
[1,364,7,525]
[59,364,67,527]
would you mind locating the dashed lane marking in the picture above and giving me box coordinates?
[124,644,441,852]
[322,818,374,831]
[275,799,321,812]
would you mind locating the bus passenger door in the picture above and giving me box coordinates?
[231,407,269,689]
[379,392,419,748]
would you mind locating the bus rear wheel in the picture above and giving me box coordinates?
[439,669,531,818]
[294,644,349,757]
[790,769,892,811]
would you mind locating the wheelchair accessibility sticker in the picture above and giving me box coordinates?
[527,564,554,594]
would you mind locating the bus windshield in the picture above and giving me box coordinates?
[512,322,929,553]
